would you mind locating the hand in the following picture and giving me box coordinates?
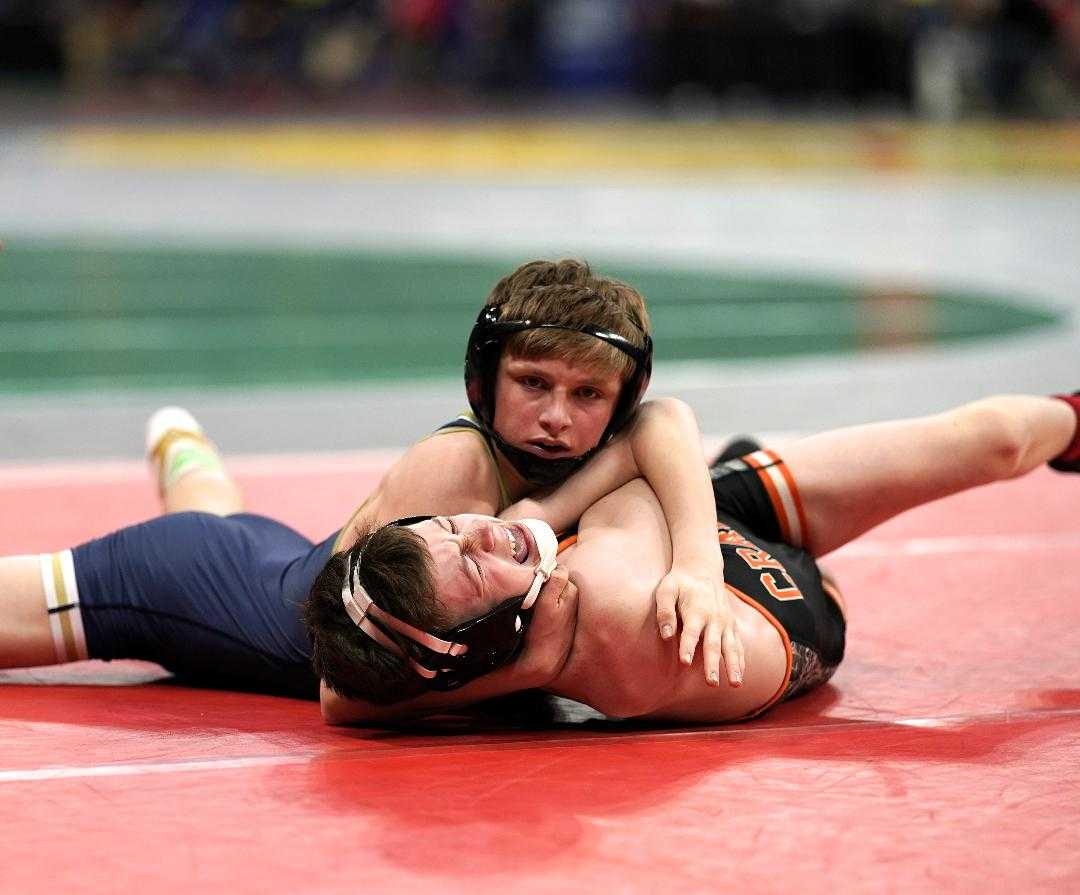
[655,564,745,688]
[515,564,579,688]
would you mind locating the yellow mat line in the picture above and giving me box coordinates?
[56,121,1080,178]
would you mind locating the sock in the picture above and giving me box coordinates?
[1049,393,1080,472]
[146,407,227,491]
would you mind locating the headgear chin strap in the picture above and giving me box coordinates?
[464,303,653,486]
[340,518,560,691]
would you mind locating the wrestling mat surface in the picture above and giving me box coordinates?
[1,451,1077,893]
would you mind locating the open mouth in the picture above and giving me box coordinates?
[527,439,571,456]
[505,523,532,564]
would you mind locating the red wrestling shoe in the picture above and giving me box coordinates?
[1049,392,1080,473]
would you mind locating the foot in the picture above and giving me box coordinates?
[145,406,226,492]
[709,435,763,469]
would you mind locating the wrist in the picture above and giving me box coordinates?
[671,543,720,568]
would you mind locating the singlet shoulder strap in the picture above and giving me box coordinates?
[435,412,483,435]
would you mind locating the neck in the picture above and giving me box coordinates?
[494,445,534,502]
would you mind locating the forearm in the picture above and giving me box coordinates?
[629,398,718,566]
[500,432,637,530]
[321,661,541,726]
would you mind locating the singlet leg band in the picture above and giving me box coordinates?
[39,550,89,663]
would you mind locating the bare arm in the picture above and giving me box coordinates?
[338,432,503,550]
[502,398,703,531]
[503,398,745,688]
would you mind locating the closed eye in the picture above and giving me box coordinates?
[460,532,484,581]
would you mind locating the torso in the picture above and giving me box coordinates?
[548,479,790,722]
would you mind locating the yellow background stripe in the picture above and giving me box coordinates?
[56,121,1080,178]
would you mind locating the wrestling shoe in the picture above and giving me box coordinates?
[709,436,763,470]
[1049,392,1080,473]
[145,406,227,492]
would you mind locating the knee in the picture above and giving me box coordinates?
[952,397,1027,481]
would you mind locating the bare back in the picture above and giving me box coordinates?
[548,479,789,722]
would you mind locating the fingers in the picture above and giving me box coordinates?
[545,564,571,601]
[721,623,745,688]
[531,565,572,623]
[676,608,745,688]
[678,611,706,667]
[691,619,744,687]
[519,565,579,687]
[701,620,724,687]
[655,582,678,641]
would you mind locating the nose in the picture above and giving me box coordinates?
[538,392,572,434]
[463,519,497,553]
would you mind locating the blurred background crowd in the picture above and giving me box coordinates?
[1,0,1077,119]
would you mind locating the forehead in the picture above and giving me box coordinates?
[406,518,472,600]
[499,352,622,388]
[408,513,493,534]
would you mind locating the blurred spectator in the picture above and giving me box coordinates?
[913,0,1068,118]
[0,0,1074,115]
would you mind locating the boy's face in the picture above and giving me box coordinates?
[492,353,622,461]
[408,514,543,622]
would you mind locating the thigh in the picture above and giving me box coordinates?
[0,555,55,668]
[781,409,996,556]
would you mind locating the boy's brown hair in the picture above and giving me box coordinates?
[303,523,444,704]
[485,260,652,382]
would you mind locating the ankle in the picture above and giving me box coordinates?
[146,406,226,491]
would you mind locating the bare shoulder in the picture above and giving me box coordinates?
[377,431,503,518]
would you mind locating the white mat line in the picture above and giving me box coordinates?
[3,706,1079,783]
[0,752,321,783]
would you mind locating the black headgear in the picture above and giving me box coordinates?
[339,516,557,691]
[464,303,653,486]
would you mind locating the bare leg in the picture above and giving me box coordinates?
[783,395,1076,557]
[0,556,59,668]
[147,407,244,517]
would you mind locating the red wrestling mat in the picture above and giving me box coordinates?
[1,454,1078,894]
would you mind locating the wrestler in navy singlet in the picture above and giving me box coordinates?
[71,513,338,698]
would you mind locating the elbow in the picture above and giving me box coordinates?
[319,682,361,726]
[320,697,347,726]
[643,396,694,424]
